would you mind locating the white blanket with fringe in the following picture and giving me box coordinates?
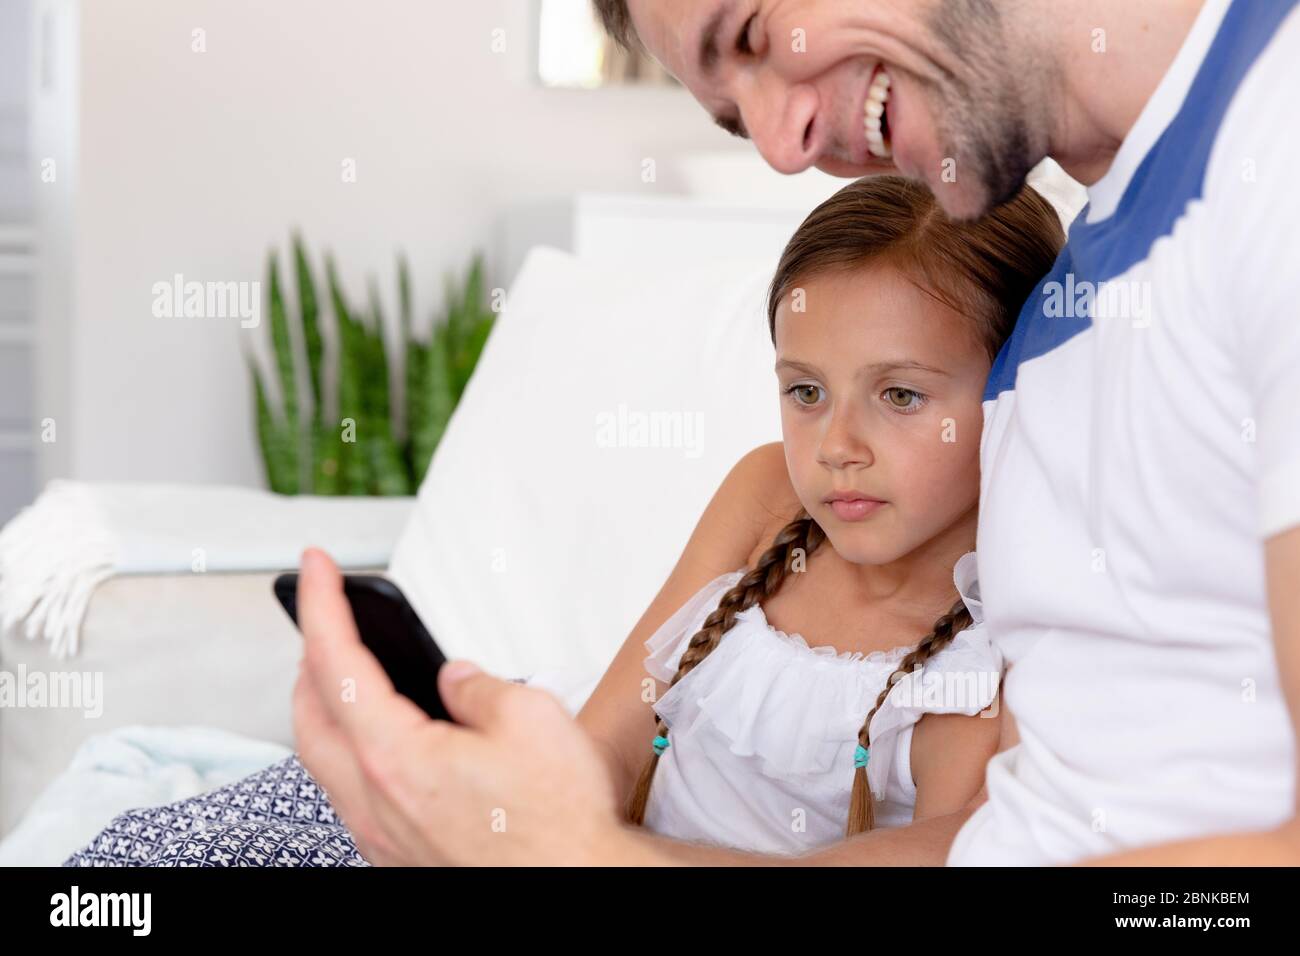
[0,481,415,658]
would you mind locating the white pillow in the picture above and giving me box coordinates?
[389,247,784,685]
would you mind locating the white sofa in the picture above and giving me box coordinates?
[0,570,304,835]
[0,211,802,841]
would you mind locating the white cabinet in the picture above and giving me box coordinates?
[0,0,34,523]
[0,231,35,524]
[498,192,815,290]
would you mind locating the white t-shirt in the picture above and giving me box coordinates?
[948,0,1300,865]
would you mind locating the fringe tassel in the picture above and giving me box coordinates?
[0,481,118,658]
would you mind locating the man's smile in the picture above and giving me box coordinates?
[863,63,894,160]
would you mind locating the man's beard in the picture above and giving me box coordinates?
[928,0,1040,217]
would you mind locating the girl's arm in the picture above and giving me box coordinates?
[576,442,799,807]
[908,707,1004,822]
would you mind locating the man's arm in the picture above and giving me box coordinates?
[294,547,1004,866]
[1077,823,1300,866]
[1075,526,1300,866]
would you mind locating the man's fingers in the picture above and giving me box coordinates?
[439,662,552,734]
[296,547,424,747]
[292,665,404,865]
[292,665,369,819]
[297,547,362,647]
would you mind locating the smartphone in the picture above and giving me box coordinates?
[274,573,453,722]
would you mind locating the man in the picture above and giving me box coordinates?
[292,0,1300,865]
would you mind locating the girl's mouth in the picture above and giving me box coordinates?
[829,498,888,522]
[864,64,893,160]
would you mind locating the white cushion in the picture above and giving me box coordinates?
[389,247,783,683]
[0,571,304,836]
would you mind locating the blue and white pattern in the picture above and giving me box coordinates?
[63,754,369,867]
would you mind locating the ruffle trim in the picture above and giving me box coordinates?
[864,619,1001,801]
[641,553,1000,787]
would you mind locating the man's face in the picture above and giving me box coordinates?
[626,0,1046,219]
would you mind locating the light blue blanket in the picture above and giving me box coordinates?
[0,725,290,867]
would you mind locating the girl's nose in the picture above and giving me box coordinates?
[818,405,874,470]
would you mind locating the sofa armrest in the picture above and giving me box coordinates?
[0,569,327,837]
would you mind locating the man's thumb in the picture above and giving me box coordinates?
[438,660,491,724]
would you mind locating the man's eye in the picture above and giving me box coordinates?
[883,387,925,411]
[737,14,757,54]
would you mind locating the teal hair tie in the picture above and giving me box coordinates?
[854,745,870,769]
[652,735,671,756]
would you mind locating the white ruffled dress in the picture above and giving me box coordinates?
[641,551,999,855]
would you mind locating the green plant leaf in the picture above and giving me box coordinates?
[293,233,323,412]
[367,419,411,496]
[406,332,455,488]
[398,254,412,344]
[449,254,494,401]
[404,340,429,487]
[265,251,303,489]
[267,252,298,429]
[256,244,495,497]
[366,279,392,421]
[328,257,369,495]
[311,421,342,496]
[252,361,298,494]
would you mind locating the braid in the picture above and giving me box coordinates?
[846,596,974,836]
[624,510,825,825]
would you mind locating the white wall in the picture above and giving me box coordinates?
[39,0,747,488]
[0,0,32,221]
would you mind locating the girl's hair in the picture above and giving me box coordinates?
[626,176,1064,836]
[767,175,1064,357]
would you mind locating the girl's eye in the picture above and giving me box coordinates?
[737,13,757,54]
[785,383,823,406]
[883,387,926,412]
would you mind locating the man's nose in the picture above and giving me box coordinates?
[739,81,822,175]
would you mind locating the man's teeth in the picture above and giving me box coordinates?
[864,68,893,160]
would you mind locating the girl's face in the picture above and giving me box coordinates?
[774,262,991,566]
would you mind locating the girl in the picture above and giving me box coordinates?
[64,175,1062,866]
[576,175,1063,853]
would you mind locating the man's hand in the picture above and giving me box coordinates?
[290,547,629,865]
